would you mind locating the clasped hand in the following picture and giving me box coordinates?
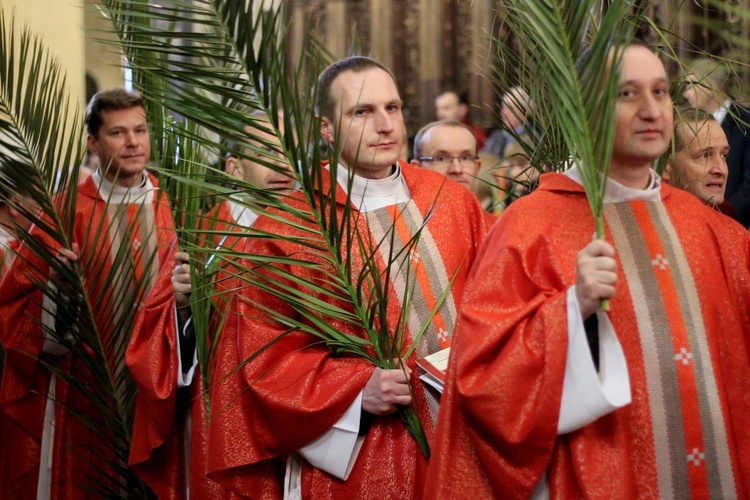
[362,366,413,415]
[575,237,618,318]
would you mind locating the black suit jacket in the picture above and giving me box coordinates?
[722,102,750,227]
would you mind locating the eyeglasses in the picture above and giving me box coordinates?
[417,155,479,168]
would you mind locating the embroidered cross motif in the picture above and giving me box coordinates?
[674,347,693,365]
[437,328,449,344]
[687,448,705,466]
[651,253,668,270]
[132,239,142,252]
[410,249,421,267]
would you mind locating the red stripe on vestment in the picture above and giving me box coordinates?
[630,201,709,496]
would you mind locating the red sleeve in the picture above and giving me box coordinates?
[206,235,375,496]
[426,202,578,498]
[126,243,180,463]
[0,223,61,405]
[0,227,59,493]
[126,199,181,499]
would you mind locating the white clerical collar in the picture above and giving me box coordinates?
[227,198,259,228]
[334,163,411,212]
[92,169,154,205]
[714,99,732,126]
[565,163,661,203]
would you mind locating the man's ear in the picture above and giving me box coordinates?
[662,159,673,184]
[86,134,98,156]
[410,159,421,168]
[225,156,240,178]
[320,115,335,143]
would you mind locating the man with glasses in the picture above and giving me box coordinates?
[412,119,481,191]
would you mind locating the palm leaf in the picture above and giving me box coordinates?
[0,6,168,496]
[94,0,446,456]
[491,0,642,308]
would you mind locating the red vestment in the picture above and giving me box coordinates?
[0,236,41,499]
[426,173,750,498]
[0,173,174,498]
[206,162,489,499]
[128,200,274,499]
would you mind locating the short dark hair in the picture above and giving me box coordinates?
[437,90,469,106]
[412,119,477,158]
[315,56,398,120]
[85,88,145,137]
[673,106,715,153]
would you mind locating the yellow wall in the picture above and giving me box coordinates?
[85,0,126,95]
[9,0,87,109]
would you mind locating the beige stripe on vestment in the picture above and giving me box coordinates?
[365,201,458,425]
[605,203,686,497]
[646,203,736,497]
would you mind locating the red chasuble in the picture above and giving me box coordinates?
[0,173,174,498]
[425,173,750,499]
[127,200,273,499]
[205,161,489,499]
[0,237,42,498]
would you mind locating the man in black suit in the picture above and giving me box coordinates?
[684,57,750,227]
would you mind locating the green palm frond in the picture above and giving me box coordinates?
[95,0,442,455]
[498,0,637,219]
[0,7,164,496]
[492,1,641,309]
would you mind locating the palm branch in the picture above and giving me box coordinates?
[0,6,158,497]
[489,0,644,308]
[94,0,449,457]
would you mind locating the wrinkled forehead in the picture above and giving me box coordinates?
[677,119,726,149]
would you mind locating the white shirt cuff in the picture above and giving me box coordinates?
[175,308,197,387]
[298,391,365,480]
[557,287,631,434]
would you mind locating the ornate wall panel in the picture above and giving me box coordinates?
[284,1,749,137]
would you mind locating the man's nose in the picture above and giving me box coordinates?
[448,157,465,173]
[374,110,394,133]
[640,94,663,120]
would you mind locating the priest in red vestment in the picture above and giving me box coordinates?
[127,114,297,499]
[426,44,750,499]
[0,88,174,498]
[205,57,490,499]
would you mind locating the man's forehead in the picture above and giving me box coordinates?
[333,67,394,96]
[101,106,147,124]
[426,125,475,144]
[681,120,726,146]
[619,46,667,84]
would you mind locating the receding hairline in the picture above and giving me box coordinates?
[413,119,477,158]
